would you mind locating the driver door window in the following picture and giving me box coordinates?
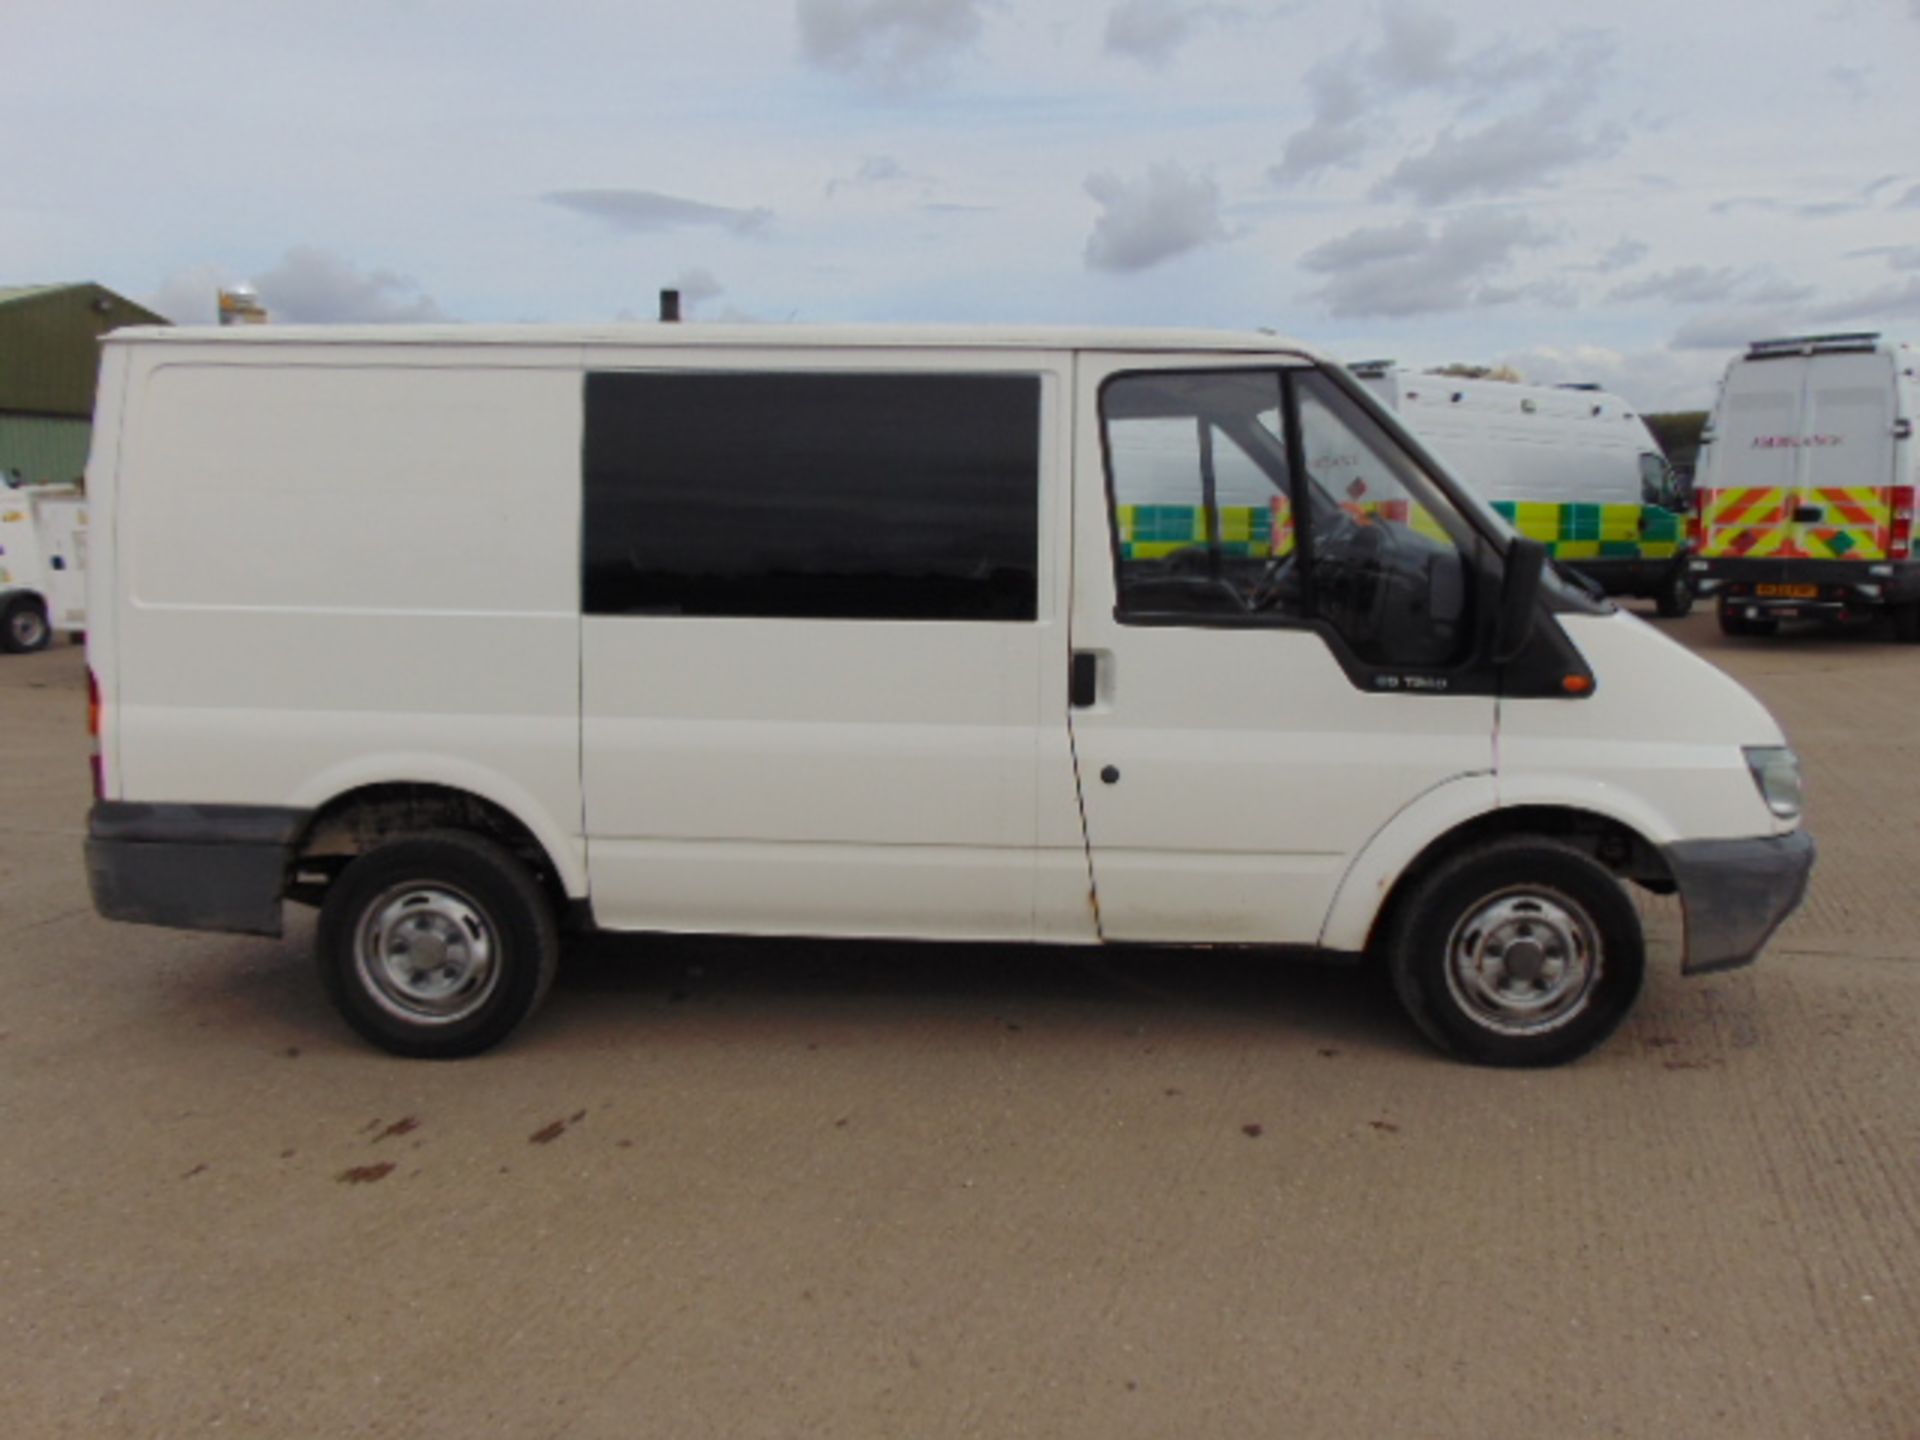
[1102,368,1477,671]
[1106,372,1302,620]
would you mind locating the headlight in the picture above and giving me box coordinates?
[1744,746,1803,821]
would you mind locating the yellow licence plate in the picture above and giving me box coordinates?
[1756,584,1818,598]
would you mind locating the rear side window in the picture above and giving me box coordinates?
[583,372,1040,620]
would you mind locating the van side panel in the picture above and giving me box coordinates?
[113,349,587,894]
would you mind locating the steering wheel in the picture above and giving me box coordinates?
[1243,550,1300,613]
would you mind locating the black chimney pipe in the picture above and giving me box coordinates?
[659,289,681,323]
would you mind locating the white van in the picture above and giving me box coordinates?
[1351,364,1694,616]
[1693,333,1919,636]
[82,325,1813,1066]
[0,482,88,652]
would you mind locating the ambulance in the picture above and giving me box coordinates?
[1693,333,1919,636]
[0,482,88,653]
[1351,364,1693,617]
[82,323,1813,1068]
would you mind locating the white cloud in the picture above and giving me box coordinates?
[1670,307,1816,351]
[144,264,230,326]
[249,247,446,323]
[796,0,988,89]
[1586,238,1648,274]
[1372,0,1458,88]
[1374,105,1622,206]
[1270,63,1370,184]
[1850,243,1920,271]
[1808,275,1920,322]
[1300,211,1549,318]
[1608,265,1742,305]
[1271,8,1618,195]
[544,189,773,236]
[1494,343,1731,413]
[1083,161,1229,272]
[1103,0,1231,67]
[672,268,726,308]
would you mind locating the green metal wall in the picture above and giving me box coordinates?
[0,283,168,418]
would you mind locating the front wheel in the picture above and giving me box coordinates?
[0,594,50,653]
[316,831,559,1058]
[1384,838,1645,1066]
[1654,564,1695,619]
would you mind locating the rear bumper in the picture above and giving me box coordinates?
[1663,830,1815,975]
[1697,557,1920,606]
[86,802,308,937]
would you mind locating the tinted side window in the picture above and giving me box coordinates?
[584,372,1040,620]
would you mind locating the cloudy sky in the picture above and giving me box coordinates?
[7,0,1918,409]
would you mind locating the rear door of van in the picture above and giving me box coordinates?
[578,350,1090,941]
[1793,350,1897,561]
[1701,358,1804,560]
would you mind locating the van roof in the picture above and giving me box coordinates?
[100,321,1324,358]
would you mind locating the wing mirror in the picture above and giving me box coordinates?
[1492,536,1546,664]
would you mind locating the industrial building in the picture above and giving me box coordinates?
[1,283,167,488]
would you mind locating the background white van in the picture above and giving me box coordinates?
[83,325,1812,1066]
[1694,332,1919,636]
[1352,363,1693,616]
[0,482,87,652]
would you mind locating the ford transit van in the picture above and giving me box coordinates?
[82,325,1813,1065]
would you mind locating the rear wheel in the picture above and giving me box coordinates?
[1384,838,1645,1067]
[317,831,558,1058]
[1891,603,1920,644]
[0,594,50,653]
[1653,564,1695,619]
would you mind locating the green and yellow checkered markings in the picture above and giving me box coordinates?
[1116,502,1295,560]
[1117,497,1669,561]
[1488,502,1682,560]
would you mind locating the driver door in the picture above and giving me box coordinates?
[1067,355,1497,945]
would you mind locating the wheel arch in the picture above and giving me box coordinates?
[289,778,586,912]
[1318,777,1675,956]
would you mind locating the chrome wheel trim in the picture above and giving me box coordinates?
[354,882,500,1026]
[1443,885,1602,1037]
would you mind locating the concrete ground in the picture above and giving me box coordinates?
[1,609,1915,1439]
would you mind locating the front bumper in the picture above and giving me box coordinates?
[87,801,308,937]
[1663,829,1815,975]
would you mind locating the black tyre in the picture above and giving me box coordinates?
[316,831,558,1058]
[1,593,51,653]
[1892,604,1920,644]
[1653,564,1694,619]
[1383,838,1645,1067]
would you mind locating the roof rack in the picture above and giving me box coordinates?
[1747,332,1882,358]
